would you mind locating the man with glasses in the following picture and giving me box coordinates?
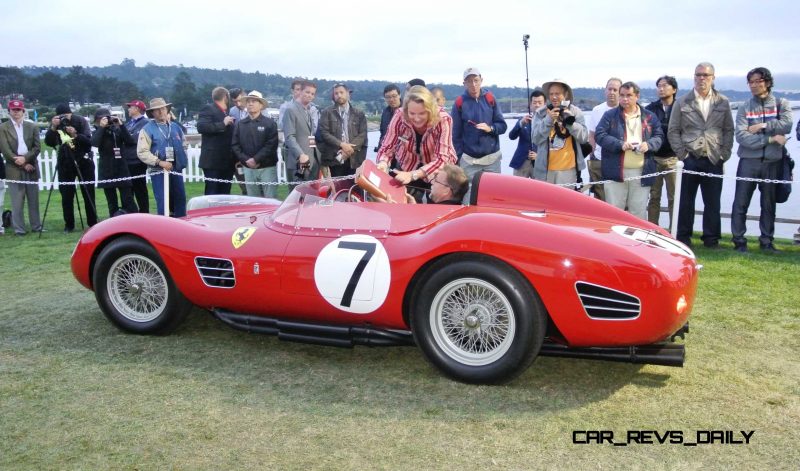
[376,84,401,152]
[730,67,793,253]
[0,100,41,235]
[377,164,468,205]
[668,62,734,248]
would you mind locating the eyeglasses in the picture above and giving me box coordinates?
[747,79,766,85]
[694,73,713,78]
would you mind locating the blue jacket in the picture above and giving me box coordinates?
[508,118,537,169]
[451,90,507,157]
[595,106,663,186]
[142,120,188,173]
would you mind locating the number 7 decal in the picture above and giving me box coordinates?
[337,241,375,307]
[314,235,391,314]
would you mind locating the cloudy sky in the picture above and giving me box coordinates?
[3,0,798,89]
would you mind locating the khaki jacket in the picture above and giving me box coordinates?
[0,120,41,180]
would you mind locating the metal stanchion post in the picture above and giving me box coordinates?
[163,168,170,217]
[671,160,684,238]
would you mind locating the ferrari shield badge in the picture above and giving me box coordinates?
[232,227,256,249]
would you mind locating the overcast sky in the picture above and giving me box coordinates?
[3,0,798,89]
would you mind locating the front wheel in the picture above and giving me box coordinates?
[92,236,191,334]
[411,255,546,384]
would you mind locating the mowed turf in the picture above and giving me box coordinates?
[0,184,798,469]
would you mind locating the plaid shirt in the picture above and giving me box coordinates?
[377,107,457,180]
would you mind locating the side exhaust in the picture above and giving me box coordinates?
[539,341,685,367]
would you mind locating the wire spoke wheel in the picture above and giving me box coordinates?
[107,254,168,323]
[430,278,516,366]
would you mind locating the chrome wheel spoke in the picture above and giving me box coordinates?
[430,278,516,366]
[107,254,168,323]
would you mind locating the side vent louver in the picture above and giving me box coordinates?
[575,282,640,320]
[195,257,235,288]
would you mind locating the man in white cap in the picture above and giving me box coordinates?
[531,78,588,187]
[231,91,280,198]
[451,67,507,195]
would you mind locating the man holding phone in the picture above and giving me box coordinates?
[451,67,507,192]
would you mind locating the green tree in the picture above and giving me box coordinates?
[171,71,201,114]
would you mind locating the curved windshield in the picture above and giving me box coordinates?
[270,179,391,233]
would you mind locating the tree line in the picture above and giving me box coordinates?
[4,59,795,121]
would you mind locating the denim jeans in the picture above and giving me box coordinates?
[243,166,278,199]
[150,171,186,217]
[731,158,780,246]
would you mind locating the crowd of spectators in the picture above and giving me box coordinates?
[1,63,797,248]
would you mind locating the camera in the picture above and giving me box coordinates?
[108,116,121,125]
[294,161,311,180]
[56,114,71,130]
[547,100,575,125]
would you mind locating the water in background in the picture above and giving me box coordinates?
[366,108,800,239]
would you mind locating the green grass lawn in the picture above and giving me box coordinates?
[1,186,798,469]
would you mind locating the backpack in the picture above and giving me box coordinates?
[454,91,496,112]
[775,98,793,204]
[776,147,794,204]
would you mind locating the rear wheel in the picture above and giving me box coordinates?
[92,236,191,334]
[411,255,546,384]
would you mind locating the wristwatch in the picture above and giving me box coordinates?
[411,170,421,181]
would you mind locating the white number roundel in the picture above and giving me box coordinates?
[313,235,391,314]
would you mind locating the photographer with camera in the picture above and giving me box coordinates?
[44,103,97,233]
[531,79,588,187]
[92,108,137,217]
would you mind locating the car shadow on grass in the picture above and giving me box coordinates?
[48,304,678,420]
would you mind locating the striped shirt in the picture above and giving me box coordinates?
[376,108,457,180]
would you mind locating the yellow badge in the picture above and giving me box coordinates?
[232,227,256,249]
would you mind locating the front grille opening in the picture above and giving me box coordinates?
[575,282,640,320]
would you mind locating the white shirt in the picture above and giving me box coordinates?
[694,89,712,121]
[12,119,29,155]
[589,102,613,160]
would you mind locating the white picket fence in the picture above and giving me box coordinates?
[32,144,287,189]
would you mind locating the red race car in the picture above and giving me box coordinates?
[71,172,698,384]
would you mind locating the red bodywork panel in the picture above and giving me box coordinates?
[72,173,698,348]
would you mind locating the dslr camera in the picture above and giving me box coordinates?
[56,114,72,130]
[547,100,576,126]
[294,161,311,180]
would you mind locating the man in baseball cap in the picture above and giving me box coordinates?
[0,99,42,235]
[123,99,151,212]
[451,67,507,202]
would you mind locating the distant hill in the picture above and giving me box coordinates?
[15,61,800,114]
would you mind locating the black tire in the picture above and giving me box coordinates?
[92,236,191,335]
[410,254,546,384]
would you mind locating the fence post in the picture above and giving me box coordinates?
[671,160,684,238]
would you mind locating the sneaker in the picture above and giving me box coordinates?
[760,243,779,253]
[733,243,747,253]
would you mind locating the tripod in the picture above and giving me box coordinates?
[40,151,97,238]
[523,34,531,114]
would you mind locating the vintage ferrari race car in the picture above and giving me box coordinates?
[71,172,698,384]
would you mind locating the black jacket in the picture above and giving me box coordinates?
[644,100,675,157]
[231,114,279,168]
[91,124,136,188]
[197,103,234,170]
[44,115,92,166]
